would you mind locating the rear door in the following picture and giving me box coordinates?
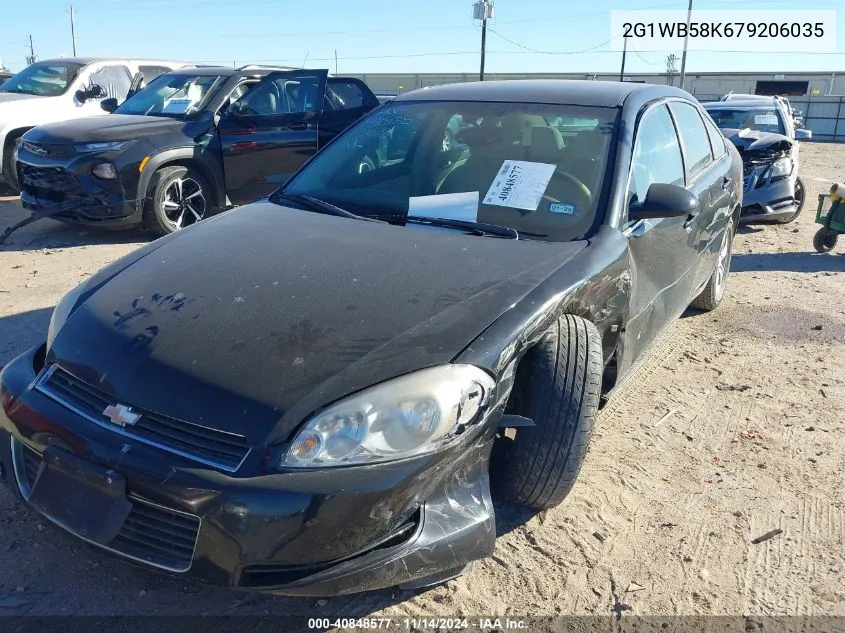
[668,100,729,292]
[217,69,328,204]
[618,103,701,377]
[319,78,380,149]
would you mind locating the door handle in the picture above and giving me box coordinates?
[289,121,309,131]
[721,176,732,190]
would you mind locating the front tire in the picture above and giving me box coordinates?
[144,166,212,235]
[492,314,602,510]
[813,227,838,253]
[692,221,734,311]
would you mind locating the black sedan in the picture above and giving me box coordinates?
[0,80,742,595]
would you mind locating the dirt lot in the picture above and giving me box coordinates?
[0,143,843,617]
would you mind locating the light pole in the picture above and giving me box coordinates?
[678,0,693,89]
[473,0,494,81]
[619,36,627,82]
[69,5,77,56]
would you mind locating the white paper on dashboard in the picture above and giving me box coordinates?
[754,114,778,125]
[162,98,195,114]
[408,191,480,222]
[483,160,557,211]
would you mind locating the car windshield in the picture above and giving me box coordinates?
[0,61,84,96]
[706,106,786,135]
[276,101,616,242]
[115,73,226,118]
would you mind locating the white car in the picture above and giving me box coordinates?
[0,57,187,190]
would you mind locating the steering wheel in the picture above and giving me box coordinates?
[541,169,592,210]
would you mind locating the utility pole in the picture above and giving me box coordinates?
[69,5,77,56]
[27,35,37,65]
[665,54,678,85]
[473,0,494,82]
[678,0,693,90]
[334,49,338,75]
[619,36,627,82]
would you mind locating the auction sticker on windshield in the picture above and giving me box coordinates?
[162,98,194,114]
[483,160,556,211]
[754,113,779,125]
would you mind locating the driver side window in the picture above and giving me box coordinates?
[233,75,322,116]
[630,104,685,211]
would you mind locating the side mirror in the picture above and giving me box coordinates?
[795,129,812,141]
[100,97,119,113]
[629,183,699,220]
[75,84,106,103]
[224,101,242,118]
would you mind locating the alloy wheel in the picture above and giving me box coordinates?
[714,227,732,301]
[162,177,207,230]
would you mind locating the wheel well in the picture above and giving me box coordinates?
[501,314,608,419]
[2,128,33,166]
[145,159,220,208]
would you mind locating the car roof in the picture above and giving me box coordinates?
[394,79,692,107]
[35,57,186,66]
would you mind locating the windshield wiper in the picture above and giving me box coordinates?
[406,216,519,239]
[277,193,388,223]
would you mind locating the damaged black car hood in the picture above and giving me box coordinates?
[719,127,792,154]
[24,114,187,145]
[48,203,587,444]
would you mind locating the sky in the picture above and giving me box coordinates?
[1,0,843,75]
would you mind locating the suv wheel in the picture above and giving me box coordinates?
[145,166,211,235]
[2,141,20,193]
[492,314,602,510]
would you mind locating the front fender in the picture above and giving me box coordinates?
[135,147,225,216]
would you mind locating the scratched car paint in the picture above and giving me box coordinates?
[0,79,742,595]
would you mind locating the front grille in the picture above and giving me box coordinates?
[111,497,200,572]
[743,174,754,192]
[18,164,81,198]
[20,141,75,159]
[36,366,251,471]
[11,439,200,572]
[18,442,41,496]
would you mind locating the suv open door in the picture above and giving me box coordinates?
[218,69,328,204]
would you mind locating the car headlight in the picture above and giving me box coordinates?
[283,365,495,468]
[74,141,131,153]
[770,157,793,181]
[47,281,89,350]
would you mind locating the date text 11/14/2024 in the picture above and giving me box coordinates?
[307,617,530,630]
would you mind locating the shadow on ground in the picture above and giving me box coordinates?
[731,251,845,274]
[0,308,52,367]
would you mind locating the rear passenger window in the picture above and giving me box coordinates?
[139,66,172,82]
[703,117,726,159]
[326,80,365,110]
[630,105,685,206]
[669,102,713,180]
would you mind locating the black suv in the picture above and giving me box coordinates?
[16,66,379,234]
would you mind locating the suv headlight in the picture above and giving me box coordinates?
[282,365,495,468]
[770,157,793,181]
[74,141,132,153]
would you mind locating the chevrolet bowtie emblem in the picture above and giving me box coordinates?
[102,403,141,427]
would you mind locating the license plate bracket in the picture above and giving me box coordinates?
[29,445,132,545]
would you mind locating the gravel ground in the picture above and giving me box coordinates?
[0,142,842,617]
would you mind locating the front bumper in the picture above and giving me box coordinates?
[16,148,144,229]
[739,168,799,223]
[0,344,496,595]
